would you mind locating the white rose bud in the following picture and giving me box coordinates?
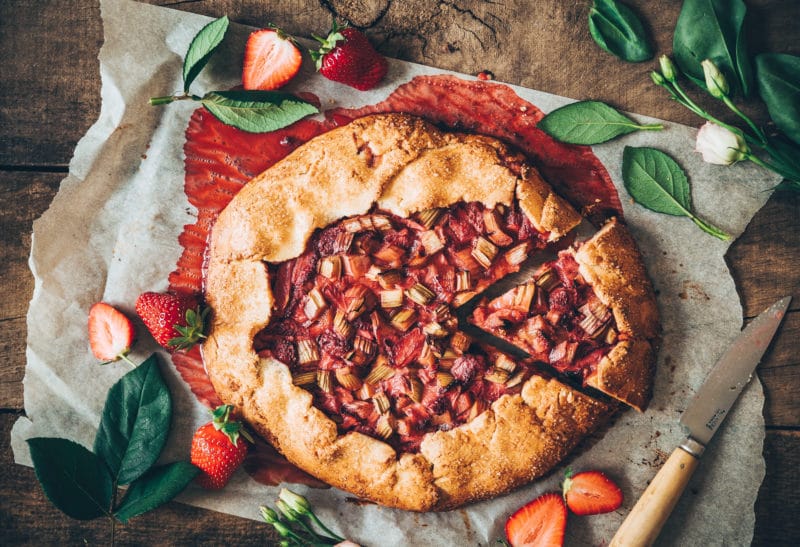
[695,122,748,165]
[702,59,729,99]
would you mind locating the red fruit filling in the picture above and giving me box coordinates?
[470,249,622,385]
[253,200,550,452]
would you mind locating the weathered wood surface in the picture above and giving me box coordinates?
[1,0,798,544]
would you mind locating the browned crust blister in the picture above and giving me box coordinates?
[203,113,649,511]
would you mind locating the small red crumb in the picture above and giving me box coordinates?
[476,70,494,81]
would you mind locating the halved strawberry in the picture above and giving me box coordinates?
[562,469,623,516]
[505,492,567,547]
[88,302,135,364]
[242,27,302,90]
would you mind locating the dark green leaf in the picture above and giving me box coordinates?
[538,101,662,145]
[673,0,751,97]
[28,437,113,520]
[114,462,199,523]
[622,146,729,239]
[756,53,800,146]
[94,354,171,486]
[765,135,800,182]
[201,90,319,133]
[183,16,229,93]
[588,0,653,62]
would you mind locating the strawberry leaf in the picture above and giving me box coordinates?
[114,462,199,523]
[94,355,172,486]
[183,16,229,93]
[27,438,113,520]
[167,305,209,351]
[200,90,319,133]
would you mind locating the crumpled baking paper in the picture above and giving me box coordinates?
[11,0,781,544]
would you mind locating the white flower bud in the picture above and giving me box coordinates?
[659,55,677,82]
[702,59,729,99]
[695,122,748,165]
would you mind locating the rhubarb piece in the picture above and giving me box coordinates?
[406,283,435,306]
[471,236,498,269]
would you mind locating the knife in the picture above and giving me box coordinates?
[610,295,792,547]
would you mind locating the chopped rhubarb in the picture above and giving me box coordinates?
[253,200,556,452]
[469,250,623,390]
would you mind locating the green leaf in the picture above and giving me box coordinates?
[588,0,653,62]
[201,90,319,133]
[756,53,800,146]
[622,146,729,240]
[114,462,199,523]
[765,135,800,183]
[673,0,751,97]
[183,16,229,93]
[538,101,662,145]
[94,354,172,486]
[28,437,113,520]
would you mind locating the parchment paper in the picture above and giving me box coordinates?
[11,0,781,544]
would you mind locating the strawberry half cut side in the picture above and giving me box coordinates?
[87,302,135,365]
[242,27,303,91]
[562,469,623,516]
[505,491,567,547]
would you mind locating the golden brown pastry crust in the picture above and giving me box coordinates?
[203,113,624,511]
[572,218,660,411]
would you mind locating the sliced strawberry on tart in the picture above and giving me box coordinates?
[202,113,656,511]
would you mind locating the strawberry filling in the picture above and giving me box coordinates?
[470,250,619,385]
[253,200,549,452]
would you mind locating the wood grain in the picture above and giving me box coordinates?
[1,0,798,544]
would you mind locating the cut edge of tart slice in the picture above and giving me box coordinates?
[468,218,659,411]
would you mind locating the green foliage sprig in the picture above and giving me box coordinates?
[27,355,198,539]
[150,16,318,133]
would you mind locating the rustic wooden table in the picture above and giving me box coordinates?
[1,0,798,544]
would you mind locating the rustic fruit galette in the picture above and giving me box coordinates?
[203,113,658,511]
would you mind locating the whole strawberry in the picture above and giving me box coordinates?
[191,405,253,489]
[311,22,388,90]
[135,291,208,351]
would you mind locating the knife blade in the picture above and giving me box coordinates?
[610,295,792,547]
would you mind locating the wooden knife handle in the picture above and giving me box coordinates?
[610,446,700,547]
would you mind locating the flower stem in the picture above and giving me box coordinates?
[306,512,345,543]
[722,96,768,146]
[746,153,799,182]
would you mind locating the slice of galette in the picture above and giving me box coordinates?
[469,218,659,411]
[202,113,655,511]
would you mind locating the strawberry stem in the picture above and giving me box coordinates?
[120,353,137,368]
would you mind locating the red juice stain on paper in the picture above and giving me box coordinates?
[166,75,621,486]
